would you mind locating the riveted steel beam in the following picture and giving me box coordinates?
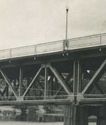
[47,64,72,95]
[22,66,43,98]
[0,69,18,99]
[19,67,23,97]
[82,59,106,94]
[44,65,48,99]
[73,60,82,103]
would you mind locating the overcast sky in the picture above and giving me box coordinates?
[0,0,106,49]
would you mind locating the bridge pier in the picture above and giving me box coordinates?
[98,105,106,125]
[64,104,83,125]
[64,105,72,125]
[79,106,88,125]
[64,105,106,125]
[64,104,90,125]
[20,107,27,121]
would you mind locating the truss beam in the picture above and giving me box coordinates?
[95,83,104,94]
[0,69,18,99]
[82,59,106,94]
[48,64,72,95]
[0,99,72,106]
[22,66,43,98]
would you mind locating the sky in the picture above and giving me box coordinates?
[0,0,106,49]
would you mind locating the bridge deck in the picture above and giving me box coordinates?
[0,33,106,60]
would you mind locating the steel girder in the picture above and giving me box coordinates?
[0,56,105,105]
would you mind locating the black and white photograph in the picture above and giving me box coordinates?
[0,0,106,125]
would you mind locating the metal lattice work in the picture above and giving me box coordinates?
[0,61,73,103]
[1,34,106,124]
[0,56,106,105]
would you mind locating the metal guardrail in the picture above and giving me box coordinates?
[0,33,106,60]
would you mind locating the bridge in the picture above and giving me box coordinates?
[0,33,106,124]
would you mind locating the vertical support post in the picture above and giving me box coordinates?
[73,60,81,125]
[73,60,81,98]
[44,65,48,99]
[64,60,81,125]
[6,84,9,97]
[51,75,54,96]
[19,67,23,97]
[78,61,82,93]
[73,60,78,99]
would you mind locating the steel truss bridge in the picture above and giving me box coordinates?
[0,33,106,124]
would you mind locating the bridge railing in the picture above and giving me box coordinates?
[0,33,106,60]
[68,34,102,50]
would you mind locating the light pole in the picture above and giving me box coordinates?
[65,7,69,40]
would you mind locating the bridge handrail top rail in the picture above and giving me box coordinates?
[0,32,106,52]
